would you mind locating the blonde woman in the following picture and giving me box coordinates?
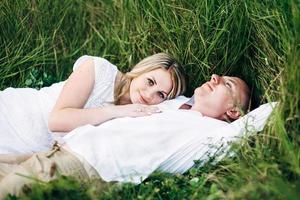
[0,53,186,154]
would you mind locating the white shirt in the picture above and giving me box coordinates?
[0,55,117,154]
[64,97,228,183]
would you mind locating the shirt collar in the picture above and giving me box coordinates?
[184,95,194,106]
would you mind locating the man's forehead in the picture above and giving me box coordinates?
[223,75,238,81]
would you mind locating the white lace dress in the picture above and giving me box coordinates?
[0,55,118,154]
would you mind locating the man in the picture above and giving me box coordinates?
[0,74,250,198]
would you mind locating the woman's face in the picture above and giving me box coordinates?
[129,68,173,105]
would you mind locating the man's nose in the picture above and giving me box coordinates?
[210,74,220,84]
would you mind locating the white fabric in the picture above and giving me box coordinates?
[64,97,228,183]
[157,102,277,173]
[156,95,189,110]
[0,55,118,154]
[65,100,276,184]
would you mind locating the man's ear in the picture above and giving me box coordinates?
[225,107,241,120]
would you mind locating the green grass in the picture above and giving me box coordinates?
[1,0,299,199]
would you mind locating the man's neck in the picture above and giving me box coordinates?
[179,103,192,110]
[178,96,194,110]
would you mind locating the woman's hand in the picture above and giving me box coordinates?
[110,104,162,118]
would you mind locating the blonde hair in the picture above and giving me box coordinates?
[115,53,186,105]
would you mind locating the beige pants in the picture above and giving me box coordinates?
[0,143,106,199]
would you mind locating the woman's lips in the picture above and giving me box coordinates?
[138,93,148,104]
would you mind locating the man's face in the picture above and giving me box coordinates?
[191,74,249,120]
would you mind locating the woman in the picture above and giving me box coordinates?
[0,53,186,154]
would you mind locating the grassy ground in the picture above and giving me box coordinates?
[1,0,299,199]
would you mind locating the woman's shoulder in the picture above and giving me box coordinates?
[73,55,118,72]
[72,56,120,108]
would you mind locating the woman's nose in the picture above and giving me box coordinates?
[144,90,154,102]
[210,74,220,84]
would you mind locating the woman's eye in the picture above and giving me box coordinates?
[158,92,165,99]
[147,78,154,86]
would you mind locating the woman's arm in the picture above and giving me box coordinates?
[0,154,32,164]
[48,59,159,132]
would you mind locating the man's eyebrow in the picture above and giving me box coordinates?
[228,79,237,86]
[226,78,238,91]
[226,78,242,103]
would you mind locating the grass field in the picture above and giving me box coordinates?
[1,0,299,199]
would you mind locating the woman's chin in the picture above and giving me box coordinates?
[130,97,139,104]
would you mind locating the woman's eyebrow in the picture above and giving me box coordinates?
[150,76,156,85]
[161,91,168,96]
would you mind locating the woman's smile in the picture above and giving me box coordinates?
[138,92,148,104]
